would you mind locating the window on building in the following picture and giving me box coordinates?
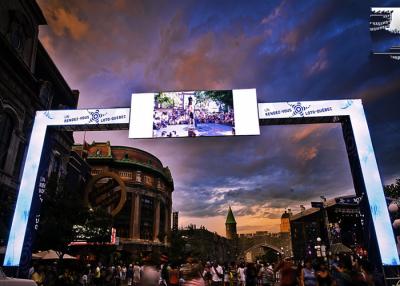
[159,202,166,242]
[145,176,153,186]
[51,154,62,177]
[0,113,15,169]
[119,171,132,179]
[9,20,25,52]
[140,196,154,240]
[114,192,131,239]
[136,171,142,183]
[39,81,53,109]
[91,169,102,176]
[13,142,25,179]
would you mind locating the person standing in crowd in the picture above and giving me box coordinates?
[299,258,317,286]
[187,97,195,126]
[228,262,238,286]
[360,260,380,286]
[223,263,230,286]
[274,257,298,286]
[114,265,122,286]
[31,265,45,286]
[203,262,213,286]
[28,263,35,279]
[245,263,257,286]
[315,262,332,286]
[127,264,134,286]
[181,255,205,286]
[335,256,353,286]
[237,263,246,286]
[160,254,171,286]
[133,262,141,286]
[266,264,275,286]
[210,261,223,286]
[169,263,180,286]
[79,272,88,286]
[141,255,160,286]
[121,265,127,285]
[93,263,102,286]
[258,263,274,286]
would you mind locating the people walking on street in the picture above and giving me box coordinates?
[315,262,332,286]
[133,262,141,286]
[203,262,212,286]
[237,263,246,286]
[210,262,223,286]
[245,263,257,286]
[299,258,317,286]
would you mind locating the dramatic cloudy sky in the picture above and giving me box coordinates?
[37,0,400,235]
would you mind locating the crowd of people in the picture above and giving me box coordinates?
[28,253,384,286]
[193,110,234,126]
[153,109,234,131]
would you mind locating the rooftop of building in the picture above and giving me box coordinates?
[72,141,173,184]
[290,195,359,221]
[225,206,236,224]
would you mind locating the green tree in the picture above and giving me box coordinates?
[384,179,400,199]
[75,207,113,243]
[202,90,234,110]
[156,93,175,108]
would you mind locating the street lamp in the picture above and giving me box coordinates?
[315,237,322,257]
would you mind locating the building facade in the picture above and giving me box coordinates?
[172,225,237,263]
[290,195,365,261]
[73,142,174,252]
[0,0,78,247]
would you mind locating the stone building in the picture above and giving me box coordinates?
[173,225,237,263]
[225,206,237,239]
[0,0,78,246]
[290,195,364,261]
[280,210,292,233]
[73,142,174,252]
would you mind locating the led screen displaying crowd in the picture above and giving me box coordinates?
[153,91,235,138]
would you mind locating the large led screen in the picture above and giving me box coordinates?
[129,89,260,139]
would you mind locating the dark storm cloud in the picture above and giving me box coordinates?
[75,124,354,220]
[150,124,354,218]
[38,0,400,229]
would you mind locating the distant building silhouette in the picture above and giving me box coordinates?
[172,211,179,232]
[290,195,364,261]
[225,206,237,239]
[280,209,292,233]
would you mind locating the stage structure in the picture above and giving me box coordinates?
[3,96,399,272]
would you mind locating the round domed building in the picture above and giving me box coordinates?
[73,141,173,253]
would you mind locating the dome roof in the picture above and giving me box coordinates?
[281,211,290,219]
